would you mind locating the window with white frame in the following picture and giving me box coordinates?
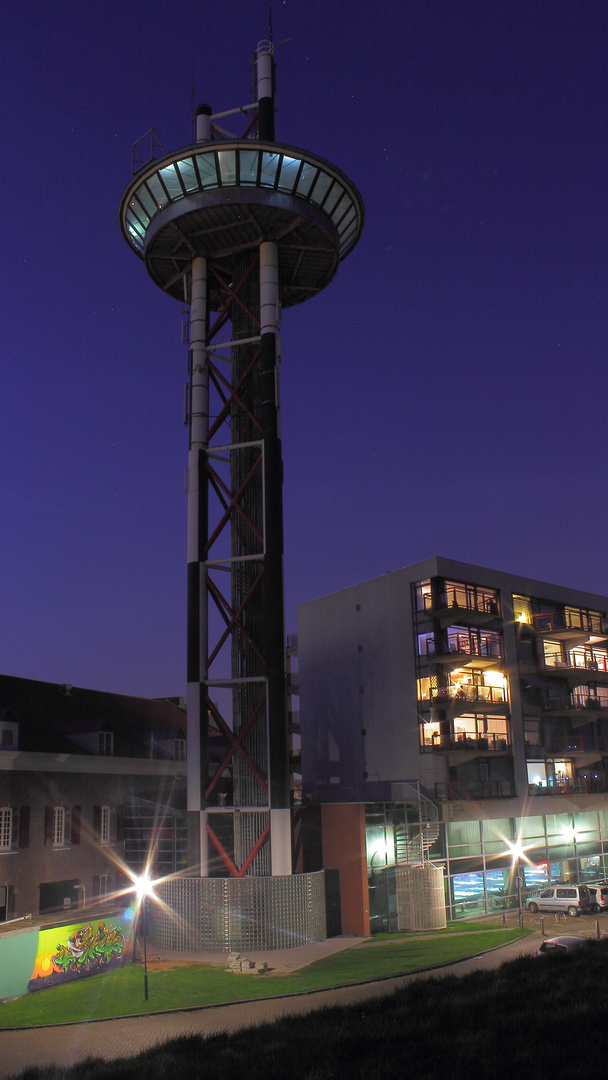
[98,732,113,756]
[0,808,12,849]
[0,722,17,749]
[100,806,111,845]
[175,738,186,760]
[52,806,65,847]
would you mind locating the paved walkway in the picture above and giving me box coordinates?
[0,931,546,1079]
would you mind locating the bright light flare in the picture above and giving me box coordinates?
[561,825,578,844]
[134,871,155,904]
[502,836,535,866]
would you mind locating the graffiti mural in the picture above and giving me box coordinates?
[24,914,133,993]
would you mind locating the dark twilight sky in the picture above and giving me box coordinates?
[2,0,607,698]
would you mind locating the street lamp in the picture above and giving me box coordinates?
[134,872,153,1001]
[506,840,526,928]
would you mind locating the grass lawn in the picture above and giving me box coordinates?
[5,935,607,1080]
[0,924,529,1029]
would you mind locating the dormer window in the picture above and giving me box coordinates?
[0,722,18,750]
[98,732,113,756]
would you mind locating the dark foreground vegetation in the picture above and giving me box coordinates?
[11,937,608,1080]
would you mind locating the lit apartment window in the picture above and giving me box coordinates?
[513,595,532,623]
[53,806,65,847]
[98,732,113,756]
[174,739,186,760]
[0,808,12,850]
[100,806,111,845]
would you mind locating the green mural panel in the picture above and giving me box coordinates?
[0,930,40,1001]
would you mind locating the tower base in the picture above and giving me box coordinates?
[150,872,327,951]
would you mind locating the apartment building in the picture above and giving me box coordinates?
[297,556,608,926]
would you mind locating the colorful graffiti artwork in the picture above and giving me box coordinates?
[25,915,132,993]
[52,921,125,973]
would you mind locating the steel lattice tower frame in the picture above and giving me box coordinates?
[119,41,364,878]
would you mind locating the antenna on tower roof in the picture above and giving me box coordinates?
[269,6,273,42]
[190,56,195,143]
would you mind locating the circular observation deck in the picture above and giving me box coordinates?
[119,141,364,308]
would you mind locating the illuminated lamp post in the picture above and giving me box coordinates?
[507,840,526,928]
[135,872,153,1001]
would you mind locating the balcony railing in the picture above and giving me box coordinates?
[424,732,509,752]
[542,654,608,674]
[533,611,608,635]
[424,590,500,617]
[542,694,608,712]
[546,735,588,753]
[528,774,608,796]
[425,635,502,660]
[430,685,506,706]
[434,780,514,801]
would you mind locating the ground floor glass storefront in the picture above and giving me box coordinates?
[366,804,608,927]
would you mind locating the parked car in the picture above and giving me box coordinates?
[587,883,608,912]
[527,884,592,917]
[536,935,588,956]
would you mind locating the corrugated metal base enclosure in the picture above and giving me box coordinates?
[396,864,447,930]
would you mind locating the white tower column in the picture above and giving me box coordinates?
[260,240,291,877]
[186,254,209,875]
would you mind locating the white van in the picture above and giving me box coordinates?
[587,883,608,912]
[527,884,592,917]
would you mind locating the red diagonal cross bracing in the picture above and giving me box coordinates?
[206,352,263,442]
[207,260,260,343]
[206,570,266,670]
[205,455,264,557]
[206,821,270,877]
[206,695,267,799]
[206,693,268,800]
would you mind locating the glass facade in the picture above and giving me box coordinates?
[366,805,608,924]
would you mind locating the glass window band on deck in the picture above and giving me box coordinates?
[123,144,362,259]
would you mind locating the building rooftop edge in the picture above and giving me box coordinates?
[296,555,608,610]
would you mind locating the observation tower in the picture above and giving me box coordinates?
[119,39,364,945]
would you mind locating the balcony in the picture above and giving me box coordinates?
[528,773,608,796]
[428,685,507,715]
[421,589,500,628]
[525,734,608,760]
[434,780,514,801]
[426,633,502,670]
[533,610,608,641]
[424,732,510,753]
[540,696,608,724]
[539,654,608,687]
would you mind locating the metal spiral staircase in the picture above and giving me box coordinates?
[390,782,446,930]
[391,781,440,865]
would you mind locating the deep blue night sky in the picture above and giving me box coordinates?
[2,0,607,696]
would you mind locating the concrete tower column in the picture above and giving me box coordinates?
[257,42,274,141]
[260,240,291,876]
[187,254,209,875]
